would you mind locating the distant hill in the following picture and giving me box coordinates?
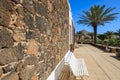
[81,30,90,35]
[76,30,91,39]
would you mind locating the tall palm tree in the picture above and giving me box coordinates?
[77,5,118,44]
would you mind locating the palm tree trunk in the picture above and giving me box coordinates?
[94,26,97,44]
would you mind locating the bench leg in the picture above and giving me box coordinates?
[76,76,84,80]
[76,76,89,80]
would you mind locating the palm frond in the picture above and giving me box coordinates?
[77,5,118,27]
[100,7,115,18]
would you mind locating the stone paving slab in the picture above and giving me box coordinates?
[74,44,120,80]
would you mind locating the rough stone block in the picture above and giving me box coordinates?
[33,2,48,18]
[16,6,26,16]
[24,56,38,65]
[26,31,35,39]
[15,43,24,60]
[0,44,24,66]
[0,7,10,27]
[23,14,34,30]
[35,16,46,33]
[0,0,13,11]
[27,39,39,56]
[19,65,35,80]
[0,28,14,49]
[13,31,25,42]
[22,0,34,13]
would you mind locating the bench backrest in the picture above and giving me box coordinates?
[69,53,89,77]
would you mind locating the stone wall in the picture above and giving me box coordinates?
[0,0,70,80]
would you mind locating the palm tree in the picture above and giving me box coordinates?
[76,31,84,43]
[105,31,114,39]
[77,5,118,44]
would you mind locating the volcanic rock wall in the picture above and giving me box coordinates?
[0,0,70,80]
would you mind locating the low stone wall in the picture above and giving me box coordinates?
[91,44,106,51]
[91,43,120,53]
[116,47,120,57]
[0,0,70,80]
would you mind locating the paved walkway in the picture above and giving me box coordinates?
[74,44,120,80]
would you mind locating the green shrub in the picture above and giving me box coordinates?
[97,39,104,44]
[98,34,108,40]
[108,38,119,46]
[118,40,120,47]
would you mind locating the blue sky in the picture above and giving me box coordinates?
[69,0,120,34]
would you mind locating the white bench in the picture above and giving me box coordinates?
[69,53,89,79]
[47,51,89,80]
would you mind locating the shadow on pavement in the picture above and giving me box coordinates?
[110,56,120,61]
